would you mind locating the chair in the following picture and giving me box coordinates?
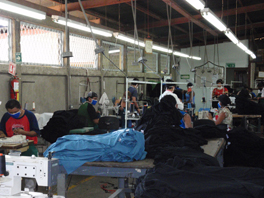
[193,119,215,128]
[98,116,119,133]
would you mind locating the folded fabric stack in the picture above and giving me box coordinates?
[44,128,146,174]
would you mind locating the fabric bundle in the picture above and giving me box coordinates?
[44,128,146,174]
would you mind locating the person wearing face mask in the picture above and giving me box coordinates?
[159,79,184,110]
[128,78,141,114]
[184,82,195,108]
[212,79,228,98]
[256,82,264,98]
[0,99,40,191]
[78,91,100,128]
[0,99,40,145]
[208,94,233,129]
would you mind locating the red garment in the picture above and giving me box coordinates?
[4,114,38,144]
[213,87,228,97]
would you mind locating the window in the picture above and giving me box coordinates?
[160,54,170,74]
[127,46,142,72]
[0,17,11,63]
[102,41,124,71]
[20,22,62,66]
[70,34,98,69]
[144,52,158,73]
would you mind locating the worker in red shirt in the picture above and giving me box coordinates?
[212,79,228,98]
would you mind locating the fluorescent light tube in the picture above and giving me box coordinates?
[224,28,239,44]
[152,45,172,53]
[109,49,120,54]
[250,53,256,59]
[113,33,145,47]
[185,0,205,10]
[52,15,113,37]
[189,56,201,60]
[0,18,8,26]
[237,42,248,52]
[173,51,189,58]
[0,0,46,20]
[201,8,227,31]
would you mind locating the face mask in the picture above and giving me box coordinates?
[122,97,126,101]
[217,86,223,90]
[91,100,97,105]
[8,111,21,119]
[218,102,221,108]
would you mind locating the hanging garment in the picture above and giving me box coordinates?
[44,128,147,174]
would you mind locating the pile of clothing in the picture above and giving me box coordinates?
[44,128,146,174]
[134,96,264,198]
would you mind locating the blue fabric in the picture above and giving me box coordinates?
[251,92,256,98]
[179,110,187,129]
[44,129,147,174]
[185,93,195,104]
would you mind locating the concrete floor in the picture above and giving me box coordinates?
[39,175,135,198]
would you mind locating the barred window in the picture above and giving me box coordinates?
[70,34,98,69]
[20,22,62,66]
[127,46,142,72]
[0,17,11,63]
[144,52,158,73]
[160,54,170,74]
[102,41,124,71]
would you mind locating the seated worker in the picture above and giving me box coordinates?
[184,82,195,108]
[159,79,184,110]
[115,91,132,128]
[212,79,228,98]
[208,95,233,130]
[0,99,40,191]
[128,78,140,114]
[257,82,264,98]
[78,91,100,128]
[0,99,40,153]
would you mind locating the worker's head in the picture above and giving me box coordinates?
[87,92,98,105]
[187,82,193,92]
[238,88,250,98]
[122,91,131,100]
[257,82,264,90]
[165,79,175,92]
[249,88,253,92]
[5,99,22,119]
[218,94,231,107]
[216,79,224,88]
[131,78,139,88]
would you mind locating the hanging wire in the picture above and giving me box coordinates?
[118,4,121,32]
[188,20,194,70]
[235,0,238,36]
[130,0,143,58]
[166,3,176,67]
[147,0,150,38]
[221,0,224,20]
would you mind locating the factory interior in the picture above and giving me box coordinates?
[1,0,264,197]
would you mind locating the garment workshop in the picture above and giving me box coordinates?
[1,0,264,197]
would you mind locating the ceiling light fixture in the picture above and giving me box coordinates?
[201,8,227,31]
[152,45,172,53]
[113,33,145,47]
[52,15,113,37]
[189,56,202,60]
[237,42,248,52]
[0,0,46,20]
[185,0,205,10]
[108,49,120,54]
[224,28,239,44]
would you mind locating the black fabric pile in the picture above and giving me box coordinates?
[40,109,86,143]
[135,156,264,198]
[235,96,264,117]
[224,127,264,168]
[135,96,183,132]
[194,124,226,139]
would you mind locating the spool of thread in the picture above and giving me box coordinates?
[0,153,6,176]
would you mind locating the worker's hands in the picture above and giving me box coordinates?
[0,132,6,138]
[13,128,25,135]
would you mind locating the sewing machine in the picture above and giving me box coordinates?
[0,154,63,198]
